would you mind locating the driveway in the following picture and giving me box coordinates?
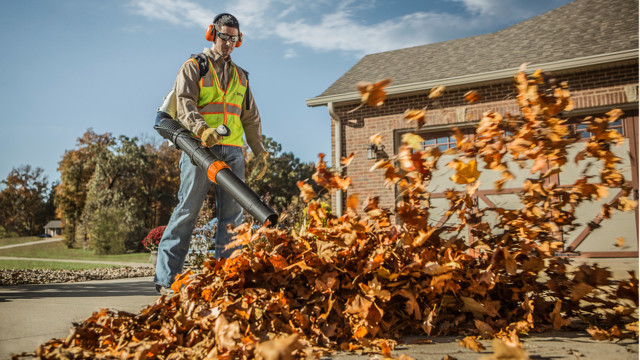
[0,276,158,358]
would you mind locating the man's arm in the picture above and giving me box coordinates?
[241,85,267,156]
[174,59,208,136]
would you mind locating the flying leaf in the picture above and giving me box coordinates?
[448,159,481,184]
[402,133,424,151]
[378,339,392,358]
[570,282,594,302]
[254,334,301,360]
[459,336,485,352]
[170,269,193,293]
[549,300,570,330]
[341,152,356,167]
[625,321,639,335]
[586,326,614,341]
[346,194,359,214]
[313,153,352,190]
[429,85,446,99]
[464,90,482,103]
[297,180,316,203]
[370,133,384,146]
[479,337,530,360]
[404,109,426,129]
[357,78,392,107]
[614,197,638,212]
[214,315,242,351]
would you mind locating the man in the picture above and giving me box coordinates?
[154,13,268,293]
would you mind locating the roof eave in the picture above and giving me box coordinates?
[305,49,639,107]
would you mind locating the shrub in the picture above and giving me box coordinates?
[0,225,18,238]
[142,225,166,252]
[90,207,128,255]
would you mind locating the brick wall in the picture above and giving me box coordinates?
[327,63,638,213]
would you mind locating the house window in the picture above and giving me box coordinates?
[573,118,625,140]
[420,129,474,151]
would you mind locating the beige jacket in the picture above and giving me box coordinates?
[174,48,266,156]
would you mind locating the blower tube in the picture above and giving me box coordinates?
[154,113,278,227]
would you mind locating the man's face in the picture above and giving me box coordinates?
[213,25,239,58]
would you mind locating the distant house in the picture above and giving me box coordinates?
[306,0,638,258]
[44,220,63,237]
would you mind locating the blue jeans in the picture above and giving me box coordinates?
[154,145,245,287]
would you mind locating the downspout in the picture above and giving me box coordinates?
[328,102,343,217]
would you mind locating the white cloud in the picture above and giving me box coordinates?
[128,0,213,27]
[450,0,568,19]
[225,0,276,36]
[452,0,497,15]
[275,9,468,55]
[283,48,298,59]
[127,0,569,56]
[128,0,280,37]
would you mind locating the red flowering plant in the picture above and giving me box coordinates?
[142,226,166,252]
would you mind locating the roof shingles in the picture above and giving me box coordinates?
[316,0,638,98]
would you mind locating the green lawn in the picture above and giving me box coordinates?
[0,259,126,270]
[0,240,151,263]
[0,236,49,247]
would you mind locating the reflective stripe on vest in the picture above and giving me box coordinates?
[196,58,247,147]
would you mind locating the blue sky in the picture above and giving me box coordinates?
[0,0,572,184]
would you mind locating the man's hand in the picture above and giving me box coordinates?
[254,152,269,180]
[197,127,221,147]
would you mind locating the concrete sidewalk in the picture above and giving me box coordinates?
[0,276,158,358]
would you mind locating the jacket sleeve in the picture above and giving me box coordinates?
[174,59,208,136]
[241,84,267,156]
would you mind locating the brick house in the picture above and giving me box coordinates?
[306,0,638,258]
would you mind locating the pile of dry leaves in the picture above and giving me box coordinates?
[1,267,154,286]
[30,67,638,359]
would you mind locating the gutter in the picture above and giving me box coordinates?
[328,102,343,217]
[306,49,639,107]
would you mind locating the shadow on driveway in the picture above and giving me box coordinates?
[0,277,157,302]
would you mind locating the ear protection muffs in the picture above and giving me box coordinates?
[205,13,243,47]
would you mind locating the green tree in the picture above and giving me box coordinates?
[90,207,129,255]
[0,165,49,235]
[245,136,315,213]
[82,135,150,253]
[43,181,58,224]
[142,141,181,228]
[55,130,114,247]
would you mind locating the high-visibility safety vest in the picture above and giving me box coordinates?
[192,57,247,147]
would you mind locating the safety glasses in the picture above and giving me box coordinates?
[217,32,240,42]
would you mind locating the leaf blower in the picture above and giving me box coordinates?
[154,89,278,227]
